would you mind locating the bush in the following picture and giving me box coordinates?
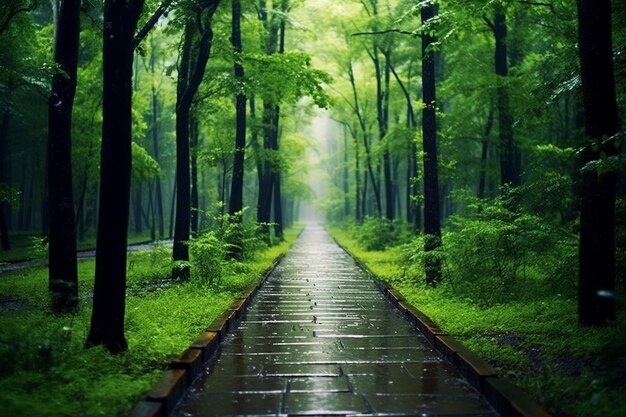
[353,216,411,251]
[188,231,227,287]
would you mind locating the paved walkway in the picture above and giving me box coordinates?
[173,225,498,416]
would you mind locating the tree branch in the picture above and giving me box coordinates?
[352,29,419,37]
[0,6,33,37]
[482,16,495,33]
[133,0,175,50]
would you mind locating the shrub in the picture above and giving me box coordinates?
[188,231,227,287]
[354,216,411,251]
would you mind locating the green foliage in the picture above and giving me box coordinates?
[0,228,300,416]
[353,216,412,251]
[188,231,226,287]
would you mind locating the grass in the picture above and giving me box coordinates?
[0,227,300,417]
[329,226,626,417]
[0,231,156,263]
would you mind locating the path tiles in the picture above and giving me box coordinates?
[173,225,499,416]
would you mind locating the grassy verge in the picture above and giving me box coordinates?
[329,226,626,417]
[0,227,300,417]
[0,231,156,264]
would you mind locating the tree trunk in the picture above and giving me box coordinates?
[86,0,145,353]
[150,58,164,238]
[576,0,620,325]
[190,117,199,234]
[228,0,246,228]
[0,101,12,250]
[478,107,495,199]
[173,4,219,274]
[134,185,143,234]
[421,2,442,285]
[48,0,80,313]
[493,10,521,187]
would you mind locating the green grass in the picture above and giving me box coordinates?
[0,227,300,417]
[329,226,626,417]
[0,231,156,263]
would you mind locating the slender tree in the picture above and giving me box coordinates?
[228,0,246,225]
[421,1,442,285]
[576,0,621,325]
[47,0,80,313]
[172,0,220,278]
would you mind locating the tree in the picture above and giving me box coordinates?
[87,0,171,353]
[228,0,246,225]
[576,0,621,325]
[421,0,442,285]
[173,0,221,279]
[47,0,80,313]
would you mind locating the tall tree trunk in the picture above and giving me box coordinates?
[348,61,382,215]
[478,107,495,199]
[228,0,246,228]
[190,117,199,234]
[173,3,219,275]
[86,0,145,353]
[493,10,521,187]
[48,0,80,313]
[150,55,164,238]
[421,2,442,285]
[0,97,12,250]
[173,22,193,278]
[576,0,620,325]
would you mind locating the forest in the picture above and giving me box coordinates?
[0,0,625,416]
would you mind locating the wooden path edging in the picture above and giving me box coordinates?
[128,252,288,417]
[333,236,552,417]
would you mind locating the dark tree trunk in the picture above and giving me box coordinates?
[150,56,164,238]
[478,107,495,199]
[134,185,143,234]
[0,102,11,250]
[190,117,199,234]
[421,3,442,285]
[228,0,246,225]
[86,0,145,353]
[493,10,521,187]
[576,0,620,325]
[173,4,219,275]
[48,0,80,313]
[348,61,382,216]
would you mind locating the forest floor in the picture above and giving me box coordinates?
[329,226,626,417]
[0,227,300,417]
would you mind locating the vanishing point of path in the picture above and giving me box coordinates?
[173,225,499,416]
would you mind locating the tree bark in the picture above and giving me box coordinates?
[86,0,144,353]
[173,3,219,275]
[493,10,521,187]
[190,117,199,234]
[421,2,442,284]
[576,0,620,325]
[48,0,80,313]
[228,0,246,226]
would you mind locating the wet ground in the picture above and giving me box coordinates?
[173,224,498,416]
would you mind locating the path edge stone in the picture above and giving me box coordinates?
[128,245,292,417]
[331,234,552,417]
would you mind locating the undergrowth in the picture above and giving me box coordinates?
[0,226,299,417]
[329,221,626,417]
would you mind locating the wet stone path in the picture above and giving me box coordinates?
[173,225,499,416]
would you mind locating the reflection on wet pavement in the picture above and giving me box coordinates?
[173,224,499,416]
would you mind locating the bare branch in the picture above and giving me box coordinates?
[482,15,495,33]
